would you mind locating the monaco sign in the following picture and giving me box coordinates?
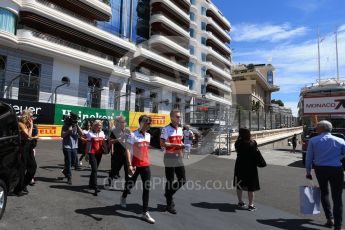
[304,96,345,114]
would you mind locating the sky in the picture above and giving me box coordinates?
[212,0,345,116]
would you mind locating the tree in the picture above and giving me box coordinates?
[271,99,284,107]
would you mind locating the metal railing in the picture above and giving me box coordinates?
[37,0,97,25]
[30,30,114,62]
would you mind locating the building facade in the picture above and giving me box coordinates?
[232,64,279,113]
[0,0,232,125]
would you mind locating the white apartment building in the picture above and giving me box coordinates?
[0,0,232,125]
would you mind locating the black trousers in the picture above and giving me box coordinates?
[88,154,103,188]
[315,166,343,228]
[15,141,37,192]
[109,151,128,180]
[164,154,186,204]
[122,166,151,213]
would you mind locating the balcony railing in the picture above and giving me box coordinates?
[30,30,114,62]
[37,0,96,25]
[99,0,111,6]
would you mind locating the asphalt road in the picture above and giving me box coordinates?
[1,140,343,230]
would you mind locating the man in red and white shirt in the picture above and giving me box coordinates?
[120,115,155,224]
[160,109,186,214]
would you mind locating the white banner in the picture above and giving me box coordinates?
[304,96,345,114]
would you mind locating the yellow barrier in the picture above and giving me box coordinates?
[37,125,62,137]
[129,112,170,131]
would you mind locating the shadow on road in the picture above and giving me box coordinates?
[191,202,238,212]
[257,218,325,230]
[287,160,305,168]
[39,165,64,171]
[274,148,302,153]
[35,176,66,184]
[50,184,94,195]
[75,204,165,222]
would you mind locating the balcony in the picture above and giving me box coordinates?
[134,46,190,76]
[150,14,190,39]
[148,35,190,60]
[206,77,231,93]
[151,0,189,26]
[21,0,136,54]
[15,29,120,73]
[206,62,232,81]
[207,17,231,43]
[44,0,112,21]
[132,72,197,95]
[207,31,231,55]
[0,30,17,47]
[205,92,231,106]
[170,0,190,14]
[206,2,231,31]
[206,46,231,67]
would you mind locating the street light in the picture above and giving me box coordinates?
[51,76,70,104]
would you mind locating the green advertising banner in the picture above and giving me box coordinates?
[54,104,129,125]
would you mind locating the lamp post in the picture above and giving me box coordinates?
[51,76,70,104]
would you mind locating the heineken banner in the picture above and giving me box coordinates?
[0,98,55,124]
[54,104,129,125]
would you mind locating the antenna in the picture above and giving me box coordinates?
[335,27,339,80]
[317,28,321,82]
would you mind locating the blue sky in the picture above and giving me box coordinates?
[212,0,345,116]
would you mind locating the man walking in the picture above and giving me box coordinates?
[61,113,83,185]
[120,115,155,224]
[160,109,186,214]
[109,115,130,182]
[306,120,345,230]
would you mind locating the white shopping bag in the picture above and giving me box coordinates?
[299,185,321,215]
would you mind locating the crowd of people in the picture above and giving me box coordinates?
[14,108,344,229]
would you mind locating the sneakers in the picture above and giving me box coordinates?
[324,219,334,227]
[166,204,177,214]
[248,205,256,211]
[142,212,155,224]
[120,196,127,208]
[238,202,247,209]
[79,161,83,166]
[67,177,72,185]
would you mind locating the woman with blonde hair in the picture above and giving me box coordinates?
[86,120,108,195]
[14,110,37,196]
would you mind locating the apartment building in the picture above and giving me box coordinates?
[0,0,232,124]
[232,64,280,113]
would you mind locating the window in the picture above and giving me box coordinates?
[135,88,145,112]
[190,45,195,55]
[201,53,206,62]
[190,0,196,5]
[190,12,195,21]
[201,66,207,78]
[150,92,158,113]
[174,97,181,109]
[87,77,102,108]
[18,61,41,102]
[201,84,206,95]
[201,7,206,15]
[190,28,195,38]
[201,37,206,45]
[0,8,17,34]
[0,56,6,97]
[201,22,206,30]
[109,82,121,110]
[189,62,195,73]
[188,80,194,90]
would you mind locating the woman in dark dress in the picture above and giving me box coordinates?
[234,128,260,211]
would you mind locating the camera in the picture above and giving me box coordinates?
[63,112,80,126]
